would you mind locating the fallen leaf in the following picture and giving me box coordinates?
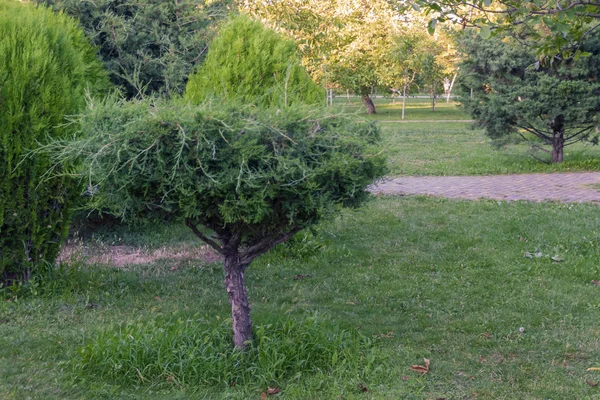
[260,392,268,400]
[358,383,368,392]
[479,355,487,363]
[170,266,177,271]
[410,358,430,374]
[402,376,409,381]
[592,281,600,286]
[587,367,600,371]
[293,274,313,280]
[586,379,599,387]
[551,255,564,262]
[267,387,281,395]
[154,296,162,301]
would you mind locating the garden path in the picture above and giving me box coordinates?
[371,172,600,203]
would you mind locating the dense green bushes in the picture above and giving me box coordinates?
[185,15,324,107]
[0,0,108,282]
[38,0,232,99]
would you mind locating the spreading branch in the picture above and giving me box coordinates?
[185,218,224,254]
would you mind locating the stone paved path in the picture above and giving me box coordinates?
[371,172,600,204]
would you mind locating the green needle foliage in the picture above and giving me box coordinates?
[0,0,108,283]
[185,15,324,108]
[458,31,600,163]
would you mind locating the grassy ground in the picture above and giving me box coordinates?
[346,99,600,175]
[3,99,600,399]
[2,197,600,399]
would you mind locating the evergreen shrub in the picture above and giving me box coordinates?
[0,0,108,282]
[185,15,324,107]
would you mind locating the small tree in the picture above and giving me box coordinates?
[458,32,600,163]
[0,0,108,284]
[185,15,324,108]
[48,99,386,348]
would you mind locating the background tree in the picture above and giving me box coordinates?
[241,0,401,114]
[0,0,108,284]
[38,0,232,99]
[185,15,324,107]
[46,99,386,348]
[458,31,600,163]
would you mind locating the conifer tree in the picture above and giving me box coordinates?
[458,32,600,163]
[0,0,108,283]
[185,15,324,107]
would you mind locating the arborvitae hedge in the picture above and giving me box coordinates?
[0,0,108,282]
[185,15,324,107]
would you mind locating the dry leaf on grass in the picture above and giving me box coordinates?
[267,387,281,395]
[586,379,599,387]
[154,296,162,301]
[293,274,313,280]
[588,367,600,371]
[410,358,430,374]
[260,392,268,400]
[358,383,368,392]
[592,280,600,286]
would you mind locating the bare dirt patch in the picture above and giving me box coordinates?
[59,242,221,268]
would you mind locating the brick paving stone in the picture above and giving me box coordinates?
[371,172,600,204]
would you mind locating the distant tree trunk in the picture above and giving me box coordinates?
[224,255,253,349]
[446,73,457,103]
[402,84,407,120]
[432,93,437,112]
[362,94,376,114]
[551,115,565,163]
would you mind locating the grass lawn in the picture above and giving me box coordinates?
[2,197,600,399]
[348,100,600,176]
[3,99,600,399]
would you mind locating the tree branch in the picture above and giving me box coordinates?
[185,218,224,254]
[239,226,303,264]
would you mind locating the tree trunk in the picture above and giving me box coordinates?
[432,93,437,112]
[1,268,31,286]
[551,116,565,163]
[362,94,376,114]
[402,84,407,120]
[224,255,253,349]
[446,73,457,103]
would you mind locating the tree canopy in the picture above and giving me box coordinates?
[242,0,458,114]
[415,0,600,59]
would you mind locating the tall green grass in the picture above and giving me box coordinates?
[75,314,387,390]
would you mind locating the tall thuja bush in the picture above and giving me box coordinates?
[38,0,233,99]
[185,15,324,107]
[0,0,108,283]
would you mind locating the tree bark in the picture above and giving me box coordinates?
[432,93,437,112]
[446,73,457,103]
[224,255,253,349]
[402,84,407,120]
[362,94,376,114]
[551,116,565,163]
